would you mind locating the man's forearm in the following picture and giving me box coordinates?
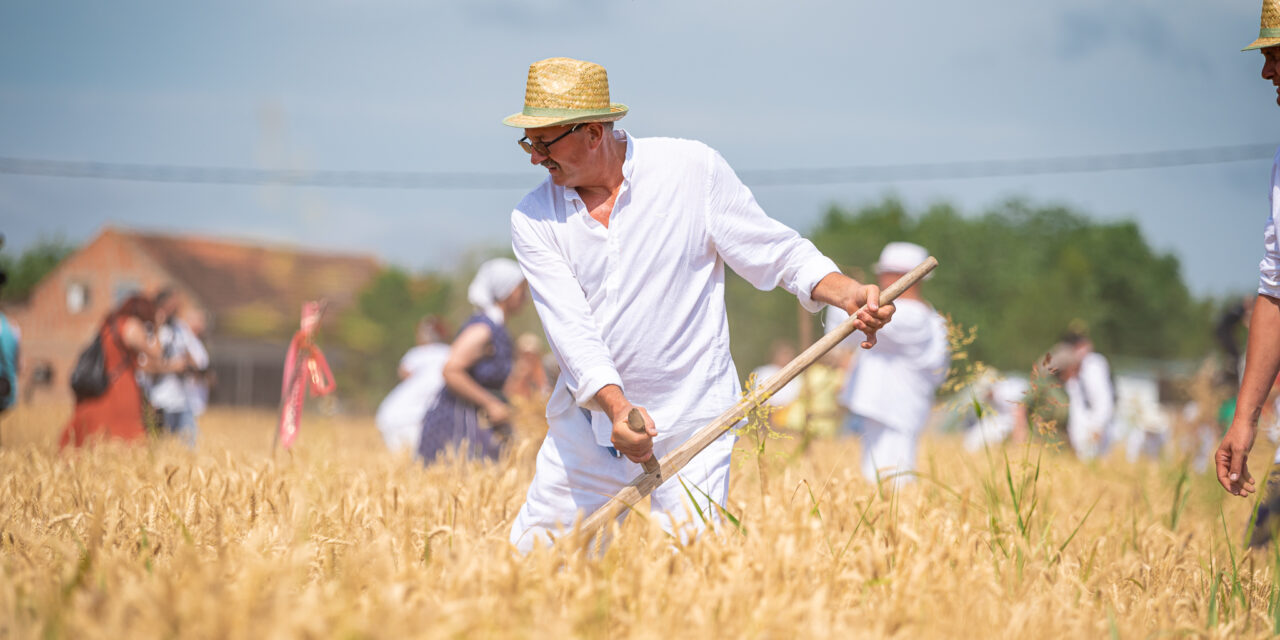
[810,272,861,311]
[593,384,629,422]
[1234,294,1280,430]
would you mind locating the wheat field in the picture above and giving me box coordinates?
[0,401,1277,639]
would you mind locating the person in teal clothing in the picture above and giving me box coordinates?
[0,267,20,416]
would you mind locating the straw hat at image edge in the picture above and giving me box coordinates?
[503,57,628,129]
[1244,0,1280,50]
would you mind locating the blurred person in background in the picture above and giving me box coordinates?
[1218,0,1280,547]
[961,370,1030,452]
[60,295,167,448]
[505,333,551,400]
[1015,349,1072,446]
[505,58,894,551]
[182,311,213,423]
[1117,376,1170,463]
[141,288,209,448]
[749,340,802,425]
[1215,295,1253,387]
[1055,326,1116,461]
[0,266,20,441]
[418,259,527,463]
[825,242,948,487]
[375,315,450,453]
[753,340,843,438]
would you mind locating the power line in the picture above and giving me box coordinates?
[737,143,1279,186]
[0,143,1274,190]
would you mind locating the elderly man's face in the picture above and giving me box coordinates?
[1263,46,1280,106]
[523,124,589,186]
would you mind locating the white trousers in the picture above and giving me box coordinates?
[510,408,736,553]
[849,414,919,487]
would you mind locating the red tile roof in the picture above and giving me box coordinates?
[122,229,379,337]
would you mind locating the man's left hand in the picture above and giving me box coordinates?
[845,284,895,349]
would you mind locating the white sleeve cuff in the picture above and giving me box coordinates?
[794,257,841,313]
[573,365,625,411]
[1260,265,1280,298]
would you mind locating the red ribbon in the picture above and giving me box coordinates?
[277,301,335,450]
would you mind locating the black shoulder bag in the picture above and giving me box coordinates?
[70,321,128,400]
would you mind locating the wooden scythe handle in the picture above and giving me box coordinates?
[628,408,662,476]
[575,257,939,543]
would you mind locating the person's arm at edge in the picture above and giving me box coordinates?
[1218,293,1280,496]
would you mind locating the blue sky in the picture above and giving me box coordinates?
[0,1,1274,296]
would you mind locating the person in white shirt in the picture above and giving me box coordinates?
[1219,4,1280,547]
[182,312,211,420]
[961,371,1030,452]
[503,58,896,551]
[375,316,451,453]
[145,289,209,448]
[750,341,803,409]
[1056,329,1116,461]
[826,242,949,487]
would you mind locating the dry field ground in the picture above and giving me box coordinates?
[1,401,1278,639]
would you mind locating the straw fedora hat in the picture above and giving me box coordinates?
[1244,0,1280,51]
[502,57,628,129]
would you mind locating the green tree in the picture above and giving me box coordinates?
[0,237,76,303]
[725,197,1213,375]
[330,268,453,411]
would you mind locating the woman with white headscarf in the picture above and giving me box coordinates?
[418,258,528,463]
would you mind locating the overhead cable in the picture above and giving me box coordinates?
[0,143,1274,190]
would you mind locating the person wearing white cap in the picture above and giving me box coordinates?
[503,57,897,551]
[418,258,528,463]
[1217,0,1280,502]
[826,242,949,487]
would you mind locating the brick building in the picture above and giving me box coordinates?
[6,227,379,406]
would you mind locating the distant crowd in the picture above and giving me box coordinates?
[0,265,211,448]
[0,247,1252,483]
[0,248,1255,483]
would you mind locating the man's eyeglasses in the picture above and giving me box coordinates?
[518,124,582,156]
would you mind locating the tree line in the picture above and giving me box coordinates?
[726,197,1218,374]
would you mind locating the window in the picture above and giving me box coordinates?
[66,282,89,314]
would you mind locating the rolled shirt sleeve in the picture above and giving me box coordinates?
[705,149,839,312]
[1262,149,1280,298]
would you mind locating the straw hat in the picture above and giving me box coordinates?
[1244,0,1280,51]
[502,57,628,129]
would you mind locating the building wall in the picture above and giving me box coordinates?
[6,228,374,410]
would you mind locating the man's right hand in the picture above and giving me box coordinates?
[595,384,657,463]
[1217,423,1258,497]
[610,405,656,463]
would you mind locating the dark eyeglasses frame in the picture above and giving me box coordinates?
[518,123,583,156]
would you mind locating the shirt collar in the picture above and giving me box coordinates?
[561,128,634,207]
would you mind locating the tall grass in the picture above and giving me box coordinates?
[0,401,1276,638]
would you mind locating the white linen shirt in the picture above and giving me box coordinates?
[511,129,840,447]
[1259,147,1280,298]
[148,319,209,413]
